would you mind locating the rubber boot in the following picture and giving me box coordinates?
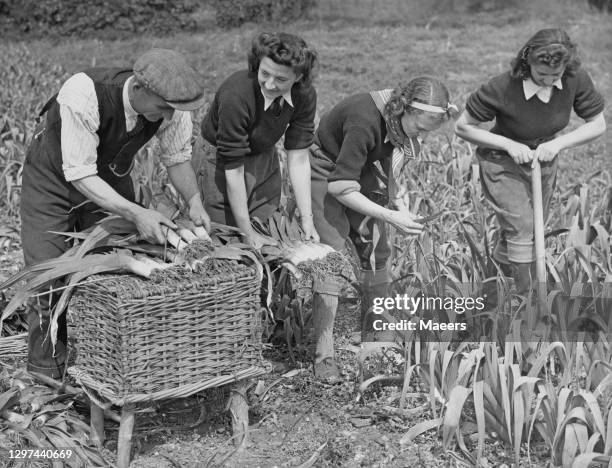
[26,294,67,379]
[312,277,343,383]
[360,269,394,342]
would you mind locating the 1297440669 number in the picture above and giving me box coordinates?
[8,449,74,460]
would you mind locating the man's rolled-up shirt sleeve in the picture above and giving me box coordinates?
[158,110,193,167]
[57,73,100,182]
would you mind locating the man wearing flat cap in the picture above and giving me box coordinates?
[20,48,210,378]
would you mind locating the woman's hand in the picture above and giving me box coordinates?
[384,209,424,236]
[533,140,562,163]
[175,217,211,243]
[505,141,534,165]
[300,214,320,242]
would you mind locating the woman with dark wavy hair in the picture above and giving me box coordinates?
[309,77,458,381]
[197,32,319,247]
[455,28,606,294]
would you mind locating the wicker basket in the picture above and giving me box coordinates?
[68,262,266,404]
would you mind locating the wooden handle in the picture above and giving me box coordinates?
[531,159,546,284]
[531,158,548,316]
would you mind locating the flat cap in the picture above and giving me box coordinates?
[133,48,205,111]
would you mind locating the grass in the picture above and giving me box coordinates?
[1,0,610,218]
[1,1,612,466]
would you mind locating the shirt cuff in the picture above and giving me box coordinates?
[285,141,313,151]
[161,149,191,167]
[63,163,98,182]
[222,157,246,170]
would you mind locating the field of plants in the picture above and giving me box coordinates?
[1,0,612,466]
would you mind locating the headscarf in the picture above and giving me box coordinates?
[369,89,420,210]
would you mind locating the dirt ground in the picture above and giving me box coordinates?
[95,301,524,468]
[0,245,545,468]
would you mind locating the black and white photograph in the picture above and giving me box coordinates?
[0,0,611,466]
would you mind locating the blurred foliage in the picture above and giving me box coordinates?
[0,46,67,226]
[465,0,521,11]
[213,0,317,28]
[588,0,612,12]
[0,0,198,37]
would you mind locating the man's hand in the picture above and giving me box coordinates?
[132,207,177,244]
[505,141,534,165]
[384,210,424,236]
[300,214,320,242]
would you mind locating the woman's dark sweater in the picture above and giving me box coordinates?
[315,93,395,182]
[202,70,316,169]
[466,68,604,149]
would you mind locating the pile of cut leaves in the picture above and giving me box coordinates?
[0,365,109,467]
[252,211,357,299]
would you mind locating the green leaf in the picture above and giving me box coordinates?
[585,433,602,454]
[359,374,403,394]
[606,399,612,456]
[563,422,589,467]
[442,385,471,449]
[399,364,420,410]
[0,256,75,290]
[286,215,302,241]
[498,362,513,444]
[473,380,486,463]
[428,346,439,418]
[369,220,381,272]
[578,390,605,437]
[0,387,19,412]
[554,407,589,456]
[400,417,442,445]
[1,252,160,333]
[513,389,524,464]
[527,342,567,378]
[74,215,137,258]
[441,349,454,393]
[529,391,551,457]
[571,453,611,468]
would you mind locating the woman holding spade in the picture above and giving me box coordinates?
[455,28,606,294]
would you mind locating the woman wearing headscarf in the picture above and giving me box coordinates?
[309,77,458,381]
